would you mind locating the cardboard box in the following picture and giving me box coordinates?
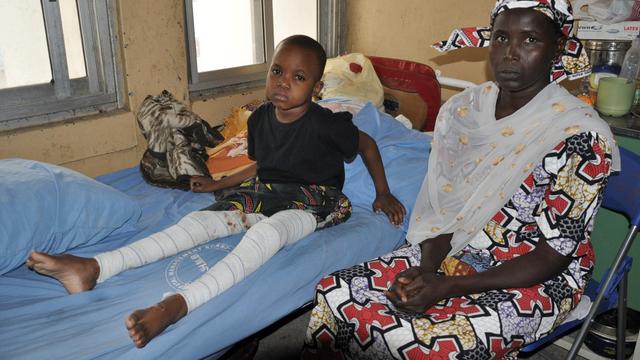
[382,86,428,130]
[577,21,640,40]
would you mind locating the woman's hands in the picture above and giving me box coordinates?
[385,236,572,314]
[385,266,451,313]
[190,176,220,192]
[384,235,453,313]
[373,192,406,226]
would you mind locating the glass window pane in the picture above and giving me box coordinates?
[0,0,52,89]
[273,0,317,46]
[193,0,265,72]
[60,0,86,79]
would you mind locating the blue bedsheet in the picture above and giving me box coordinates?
[0,104,430,359]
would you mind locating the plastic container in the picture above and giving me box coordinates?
[596,77,636,116]
[585,40,631,103]
[619,37,640,116]
[619,36,640,82]
[585,40,631,73]
[584,308,640,359]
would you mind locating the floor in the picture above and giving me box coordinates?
[250,309,588,360]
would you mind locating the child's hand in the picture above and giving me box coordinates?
[372,193,406,226]
[190,176,219,193]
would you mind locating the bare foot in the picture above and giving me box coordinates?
[26,251,99,294]
[125,294,188,348]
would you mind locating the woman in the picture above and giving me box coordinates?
[302,1,621,359]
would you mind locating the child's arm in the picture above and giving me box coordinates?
[357,131,406,225]
[190,163,257,193]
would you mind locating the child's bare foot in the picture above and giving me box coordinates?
[26,251,99,294]
[125,294,188,348]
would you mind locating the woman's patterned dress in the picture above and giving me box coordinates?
[303,132,614,359]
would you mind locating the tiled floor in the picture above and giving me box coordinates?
[251,309,589,360]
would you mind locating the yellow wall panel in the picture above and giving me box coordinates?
[1,1,498,176]
[346,0,496,99]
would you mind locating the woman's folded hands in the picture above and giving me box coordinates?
[385,266,451,313]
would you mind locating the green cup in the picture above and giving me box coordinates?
[596,77,636,117]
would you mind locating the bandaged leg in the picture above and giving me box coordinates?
[178,209,317,312]
[95,210,266,283]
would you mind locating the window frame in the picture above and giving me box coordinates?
[185,0,345,99]
[0,0,123,131]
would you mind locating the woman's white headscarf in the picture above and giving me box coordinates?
[407,82,620,254]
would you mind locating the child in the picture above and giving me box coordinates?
[26,35,406,348]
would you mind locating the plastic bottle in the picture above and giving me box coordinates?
[619,36,640,116]
[619,36,640,82]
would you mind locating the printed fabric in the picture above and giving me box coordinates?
[137,90,224,190]
[303,132,613,359]
[203,178,352,230]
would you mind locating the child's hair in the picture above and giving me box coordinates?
[277,35,327,80]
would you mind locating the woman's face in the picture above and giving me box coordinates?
[489,8,561,94]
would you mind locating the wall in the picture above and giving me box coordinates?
[0,1,497,177]
[345,0,496,100]
[0,0,261,177]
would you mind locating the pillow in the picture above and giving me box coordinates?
[0,159,142,275]
[343,103,431,231]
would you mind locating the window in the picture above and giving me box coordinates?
[0,0,122,130]
[185,0,345,97]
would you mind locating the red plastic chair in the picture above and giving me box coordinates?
[368,56,441,132]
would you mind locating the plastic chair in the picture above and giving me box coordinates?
[367,56,441,132]
[520,146,640,359]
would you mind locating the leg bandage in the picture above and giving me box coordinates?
[178,209,317,312]
[94,210,265,283]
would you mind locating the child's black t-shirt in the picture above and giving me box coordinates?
[247,102,359,190]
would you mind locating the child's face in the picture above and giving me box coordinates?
[489,8,561,94]
[266,43,323,122]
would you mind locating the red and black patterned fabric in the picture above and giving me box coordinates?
[303,132,614,359]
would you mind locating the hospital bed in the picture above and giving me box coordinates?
[0,56,437,359]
